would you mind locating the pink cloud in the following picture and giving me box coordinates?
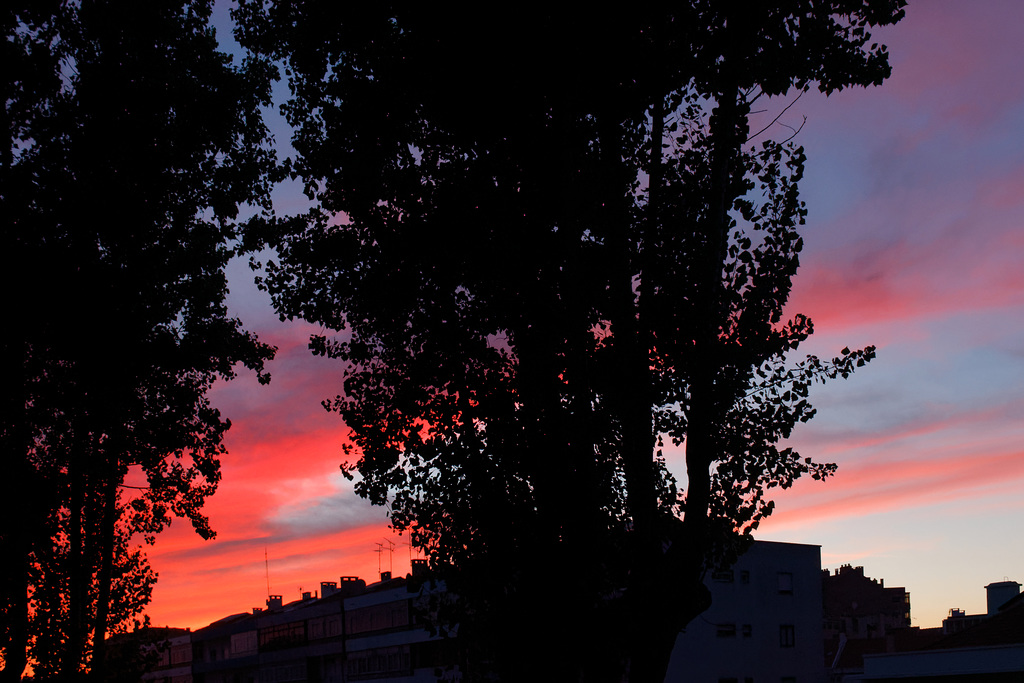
[760,444,1024,534]
[795,395,1024,458]
[788,172,1024,335]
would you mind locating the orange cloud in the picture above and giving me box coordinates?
[145,519,415,629]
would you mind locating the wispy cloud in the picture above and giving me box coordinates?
[762,446,1024,533]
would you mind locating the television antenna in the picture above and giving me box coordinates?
[381,538,396,574]
[400,538,414,566]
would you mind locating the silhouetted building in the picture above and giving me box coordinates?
[825,627,944,683]
[941,607,986,637]
[666,540,826,683]
[822,564,918,681]
[102,627,191,683]
[860,588,1024,681]
[823,564,910,640]
[190,610,259,683]
[942,580,1021,635]
[136,571,456,683]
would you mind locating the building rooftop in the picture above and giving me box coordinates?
[929,592,1024,650]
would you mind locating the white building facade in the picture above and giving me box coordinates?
[666,540,826,683]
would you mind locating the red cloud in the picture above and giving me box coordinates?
[145,521,415,628]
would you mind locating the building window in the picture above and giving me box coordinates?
[346,599,411,635]
[258,621,306,651]
[716,623,737,638]
[777,572,793,594]
[230,630,257,656]
[344,645,410,677]
[740,570,750,584]
[170,645,191,665]
[779,625,795,648]
[742,624,752,638]
[712,570,735,583]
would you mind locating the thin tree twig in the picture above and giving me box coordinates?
[747,89,805,142]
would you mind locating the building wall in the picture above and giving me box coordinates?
[189,612,259,683]
[171,576,454,683]
[343,581,452,682]
[862,643,1024,681]
[141,632,193,683]
[822,564,910,640]
[666,541,825,683]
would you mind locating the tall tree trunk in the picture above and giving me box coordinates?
[90,462,119,682]
[620,78,720,683]
[593,100,687,681]
[672,81,745,682]
[623,89,706,683]
[63,431,88,679]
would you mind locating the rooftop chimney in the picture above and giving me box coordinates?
[321,581,338,598]
[411,559,428,578]
[986,581,1021,615]
[380,571,392,582]
[267,595,283,610]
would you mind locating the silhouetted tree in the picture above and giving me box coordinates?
[236,2,903,680]
[27,494,157,681]
[1,1,276,679]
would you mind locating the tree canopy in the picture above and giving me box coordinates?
[1,0,277,678]
[235,3,905,680]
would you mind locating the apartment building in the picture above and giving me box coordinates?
[666,541,826,683]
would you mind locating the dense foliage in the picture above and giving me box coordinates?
[1,1,276,678]
[235,2,903,680]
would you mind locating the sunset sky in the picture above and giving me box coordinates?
[143,1,1024,632]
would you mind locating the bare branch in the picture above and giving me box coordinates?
[747,89,805,143]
